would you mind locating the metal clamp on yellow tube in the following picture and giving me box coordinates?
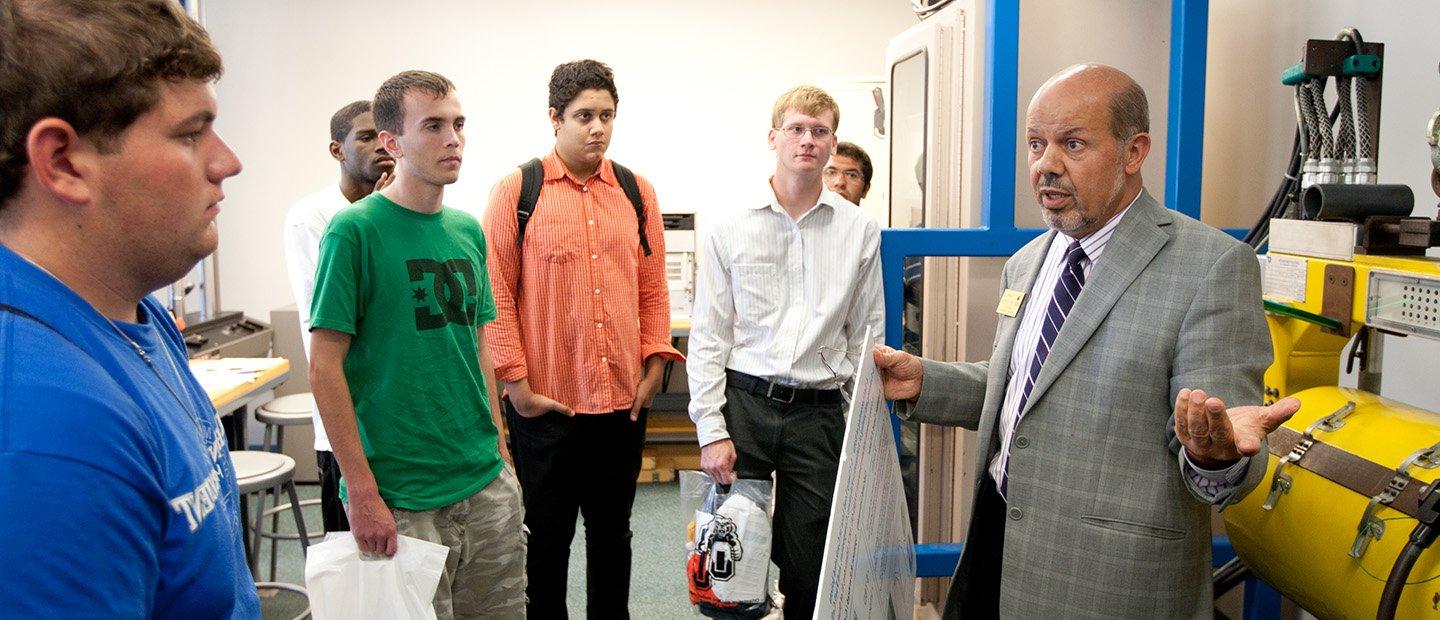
[1351,442,1440,559]
[1264,401,1357,510]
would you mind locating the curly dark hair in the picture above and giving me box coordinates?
[548,59,618,115]
[0,0,222,207]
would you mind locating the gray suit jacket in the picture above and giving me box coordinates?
[907,190,1271,618]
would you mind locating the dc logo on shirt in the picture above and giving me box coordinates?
[406,258,478,330]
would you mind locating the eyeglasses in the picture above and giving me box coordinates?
[823,168,864,182]
[776,125,833,140]
[818,345,861,405]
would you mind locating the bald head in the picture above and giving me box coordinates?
[1025,64,1151,238]
[1033,64,1149,143]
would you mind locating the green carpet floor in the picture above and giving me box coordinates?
[256,481,695,618]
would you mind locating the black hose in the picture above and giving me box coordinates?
[1246,129,1303,247]
[1377,535,1427,619]
[1377,482,1440,619]
[1249,28,1369,248]
[1246,100,1345,248]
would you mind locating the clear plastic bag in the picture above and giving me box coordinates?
[682,472,773,618]
[304,532,450,620]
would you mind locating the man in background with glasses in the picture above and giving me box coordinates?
[823,141,874,206]
[688,85,885,618]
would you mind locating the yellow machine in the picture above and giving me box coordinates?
[1259,252,1440,399]
[1220,31,1440,614]
[1225,249,1440,618]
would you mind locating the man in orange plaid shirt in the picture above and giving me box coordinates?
[482,59,683,618]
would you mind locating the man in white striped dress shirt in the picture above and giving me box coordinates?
[688,85,885,618]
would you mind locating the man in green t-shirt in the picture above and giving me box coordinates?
[309,70,524,619]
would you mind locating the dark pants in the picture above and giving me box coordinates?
[722,384,846,620]
[899,418,920,537]
[946,476,1006,620]
[505,400,648,619]
[315,450,349,533]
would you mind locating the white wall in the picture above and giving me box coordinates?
[206,1,1440,412]
[1205,0,1440,227]
[1014,1,1174,229]
[1204,0,1440,412]
[204,0,917,321]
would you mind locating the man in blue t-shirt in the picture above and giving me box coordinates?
[0,1,258,617]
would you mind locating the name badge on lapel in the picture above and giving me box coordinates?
[996,289,1025,317]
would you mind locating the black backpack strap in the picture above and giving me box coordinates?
[611,162,653,256]
[515,158,545,252]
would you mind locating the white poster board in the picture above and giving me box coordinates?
[815,327,917,619]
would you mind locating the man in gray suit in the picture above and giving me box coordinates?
[873,64,1301,617]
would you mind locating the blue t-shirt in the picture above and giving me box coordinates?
[0,244,260,619]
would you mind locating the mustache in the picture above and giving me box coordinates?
[1036,173,1073,192]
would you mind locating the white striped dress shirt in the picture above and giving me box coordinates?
[989,193,1246,497]
[687,186,885,447]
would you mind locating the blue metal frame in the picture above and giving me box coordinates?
[881,0,1040,352]
[1244,577,1284,619]
[888,0,1034,578]
[883,0,1238,352]
[978,0,1023,235]
[1166,0,1209,219]
[892,0,1280,615]
[918,537,1285,617]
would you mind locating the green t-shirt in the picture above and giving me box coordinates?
[310,193,501,511]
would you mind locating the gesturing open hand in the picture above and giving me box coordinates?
[1174,388,1301,469]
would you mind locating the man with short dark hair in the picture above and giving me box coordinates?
[689,85,885,618]
[482,58,680,618]
[873,64,1300,617]
[824,141,873,205]
[282,99,393,534]
[0,0,256,616]
[309,70,525,619]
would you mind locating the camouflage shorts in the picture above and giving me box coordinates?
[391,465,527,620]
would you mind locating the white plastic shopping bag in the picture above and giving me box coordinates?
[684,473,773,618]
[304,532,450,620]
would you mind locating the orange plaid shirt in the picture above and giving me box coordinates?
[482,152,683,414]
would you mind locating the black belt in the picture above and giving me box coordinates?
[726,370,844,405]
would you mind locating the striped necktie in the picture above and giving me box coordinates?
[1002,239,1088,495]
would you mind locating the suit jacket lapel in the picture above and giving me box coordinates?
[976,231,1053,455]
[1020,190,1173,416]
[989,232,1051,390]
